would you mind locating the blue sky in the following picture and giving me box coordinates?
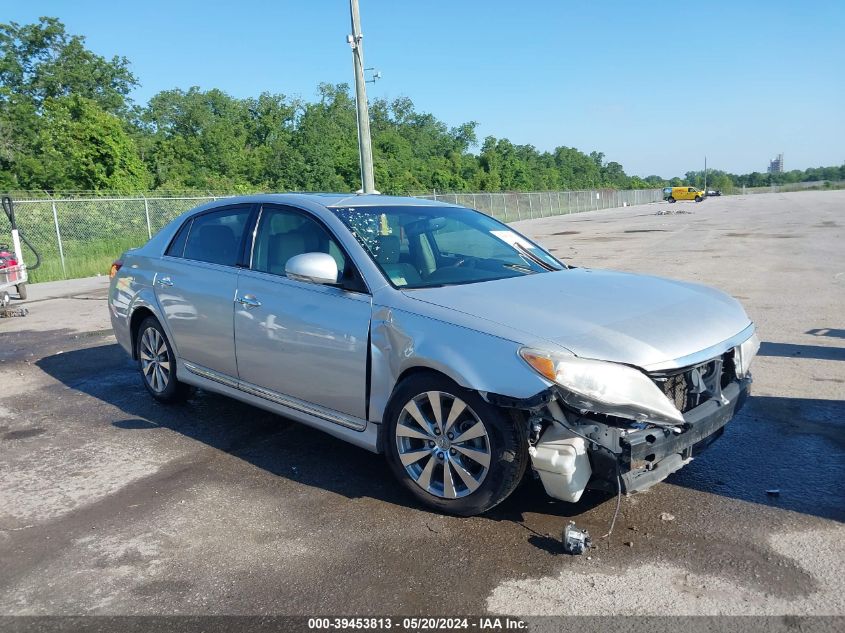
[4,0,843,177]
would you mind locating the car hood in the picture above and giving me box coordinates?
[402,268,752,370]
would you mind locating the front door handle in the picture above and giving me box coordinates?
[156,276,174,287]
[236,294,261,308]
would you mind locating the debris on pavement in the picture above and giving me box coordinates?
[562,521,592,555]
[0,306,28,318]
[660,512,676,522]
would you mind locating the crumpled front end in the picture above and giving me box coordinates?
[494,331,758,503]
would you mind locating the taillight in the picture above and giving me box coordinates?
[109,260,123,278]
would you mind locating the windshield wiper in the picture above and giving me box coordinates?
[503,262,537,274]
[513,242,562,272]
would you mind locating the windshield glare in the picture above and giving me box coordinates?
[330,205,564,289]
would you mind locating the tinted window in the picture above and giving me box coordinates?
[252,207,346,281]
[165,219,192,257]
[183,207,251,266]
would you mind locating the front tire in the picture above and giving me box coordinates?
[384,373,528,516]
[695,195,702,202]
[136,316,192,403]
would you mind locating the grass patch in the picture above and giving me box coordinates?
[26,235,146,283]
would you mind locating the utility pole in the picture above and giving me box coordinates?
[348,0,376,193]
[704,156,707,191]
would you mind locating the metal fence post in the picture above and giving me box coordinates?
[502,193,509,221]
[51,199,67,278]
[528,194,534,219]
[143,196,152,239]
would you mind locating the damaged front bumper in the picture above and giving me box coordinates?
[591,378,750,494]
[492,376,751,501]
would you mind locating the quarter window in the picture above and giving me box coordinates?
[182,207,251,266]
[166,219,192,258]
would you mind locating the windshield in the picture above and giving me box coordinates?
[329,205,565,289]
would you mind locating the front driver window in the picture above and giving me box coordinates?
[252,207,346,281]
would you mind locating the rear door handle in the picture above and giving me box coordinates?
[236,294,261,308]
[156,276,173,287]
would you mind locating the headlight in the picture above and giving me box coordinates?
[734,330,760,378]
[519,348,685,425]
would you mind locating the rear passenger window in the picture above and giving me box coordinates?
[183,207,251,266]
[252,207,346,280]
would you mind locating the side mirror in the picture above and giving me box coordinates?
[285,252,339,285]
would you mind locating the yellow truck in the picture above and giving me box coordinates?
[663,186,705,203]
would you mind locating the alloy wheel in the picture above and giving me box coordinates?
[395,391,491,499]
[140,327,171,393]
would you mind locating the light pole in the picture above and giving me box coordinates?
[348,0,376,193]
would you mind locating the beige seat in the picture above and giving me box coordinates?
[374,236,421,286]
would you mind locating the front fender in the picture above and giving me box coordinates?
[368,306,552,423]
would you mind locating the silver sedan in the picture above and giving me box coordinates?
[109,194,758,516]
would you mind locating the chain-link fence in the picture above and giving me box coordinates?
[738,180,845,195]
[0,188,662,283]
[411,189,662,223]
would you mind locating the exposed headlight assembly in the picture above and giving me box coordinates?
[734,330,760,378]
[519,348,685,425]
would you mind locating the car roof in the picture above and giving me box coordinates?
[198,193,454,209]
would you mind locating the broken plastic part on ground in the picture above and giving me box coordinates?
[562,521,592,555]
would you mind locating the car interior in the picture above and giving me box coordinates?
[253,210,346,280]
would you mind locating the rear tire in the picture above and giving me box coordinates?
[136,316,193,403]
[668,197,676,203]
[16,283,26,300]
[383,372,529,516]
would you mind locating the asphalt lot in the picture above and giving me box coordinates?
[0,191,843,619]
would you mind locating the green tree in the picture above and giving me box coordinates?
[0,17,137,114]
[289,83,359,191]
[33,95,150,191]
[0,17,140,190]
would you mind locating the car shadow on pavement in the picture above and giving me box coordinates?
[35,341,416,512]
[759,341,845,361]
[35,341,845,528]
[665,395,845,523]
[805,328,845,339]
